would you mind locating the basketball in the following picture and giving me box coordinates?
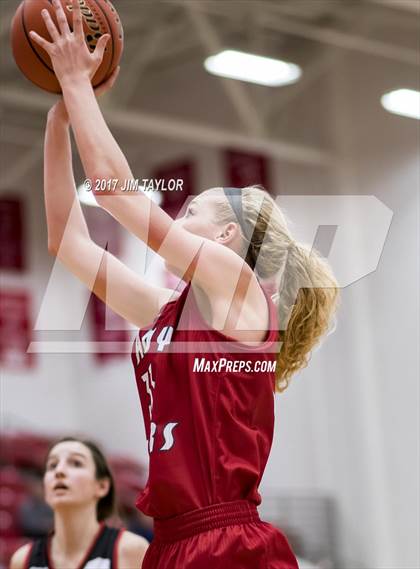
[10,0,124,94]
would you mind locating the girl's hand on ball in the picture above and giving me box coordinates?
[29,0,110,86]
[49,66,120,125]
[93,65,120,96]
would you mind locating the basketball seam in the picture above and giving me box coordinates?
[21,0,114,90]
[22,0,55,75]
[93,0,115,80]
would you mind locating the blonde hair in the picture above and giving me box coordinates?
[209,185,340,393]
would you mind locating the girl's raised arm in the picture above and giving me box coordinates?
[30,0,252,304]
[44,101,179,329]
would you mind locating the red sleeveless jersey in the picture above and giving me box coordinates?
[131,280,280,519]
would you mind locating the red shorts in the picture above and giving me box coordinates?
[141,500,299,569]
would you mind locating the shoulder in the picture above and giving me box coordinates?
[10,543,32,569]
[191,272,271,344]
[116,530,149,569]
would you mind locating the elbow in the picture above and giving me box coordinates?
[90,169,132,209]
[90,171,117,208]
[47,241,58,257]
[48,235,65,257]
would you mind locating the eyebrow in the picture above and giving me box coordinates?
[47,452,87,461]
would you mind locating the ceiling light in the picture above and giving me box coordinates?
[381,89,420,120]
[204,49,302,87]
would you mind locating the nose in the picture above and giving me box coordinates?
[53,462,67,477]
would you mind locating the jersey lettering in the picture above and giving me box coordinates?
[136,325,177,453]
[85,559,111,569]
[29,557,111,568]
[149,422,157,453]
[134,325,173,365]
[159,422,179,451]
[141,328,156,355]
[134,334,142,364]
[141,363,155,420]
[157,326,173,352]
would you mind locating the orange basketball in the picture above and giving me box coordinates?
[11,0,124,94]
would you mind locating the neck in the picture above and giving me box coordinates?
[52,507,101,557]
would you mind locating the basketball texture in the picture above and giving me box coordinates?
[11,0,123,93]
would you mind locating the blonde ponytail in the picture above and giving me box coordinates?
[274,242,340,393]
[210,185,340,392]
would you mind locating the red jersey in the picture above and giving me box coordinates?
[131,280,280,519]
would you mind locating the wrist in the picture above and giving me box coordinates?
[47,106,70,127]
[59,71,92,91]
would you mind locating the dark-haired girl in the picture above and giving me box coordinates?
[11,438,148,569]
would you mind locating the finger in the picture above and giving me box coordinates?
[93,34,110,62]
[52,0,70,35]
[108,66,120,85]
[103,66,120,89]
[41,9,60,42]
[94,67,120,97]
[71,0,84,39]
[29,30,53,53]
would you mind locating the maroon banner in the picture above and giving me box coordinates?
[152,160,194,286]
[89,295,129,363]
[224,149,271,192]
[152,161,194,219]
[85,206,128,363]
[0,197,24,270]
[0,291,34,369]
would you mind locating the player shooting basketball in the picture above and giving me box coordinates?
[28,0,340,567]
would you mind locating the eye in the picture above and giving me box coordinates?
[46,461,57,470]
[70,458,83,467]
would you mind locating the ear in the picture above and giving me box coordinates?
[215,222,240,245]
[95,477,111,499]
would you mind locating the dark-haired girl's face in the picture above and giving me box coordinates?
[44,441,109,513]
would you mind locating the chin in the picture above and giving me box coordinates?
[49,496,72,508]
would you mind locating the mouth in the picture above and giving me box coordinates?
[53,483,69,491]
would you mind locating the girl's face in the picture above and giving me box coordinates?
[44,441,109,512]
[174,190,222,239]
[165,188,243,278]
